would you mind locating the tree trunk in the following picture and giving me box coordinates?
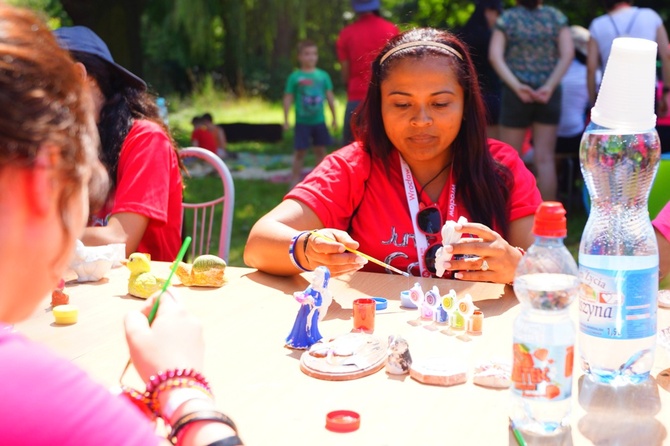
[60,0,147,81]
[221,0,246,96]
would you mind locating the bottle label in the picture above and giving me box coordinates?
[512,342,573,401]
[579,263,657,339]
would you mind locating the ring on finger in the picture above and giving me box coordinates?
[481,259,489,272]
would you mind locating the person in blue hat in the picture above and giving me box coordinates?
[54,26,185,262]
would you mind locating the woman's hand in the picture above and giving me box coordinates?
[437,222,523,285]
[124,289,205,382]
[513,84,535,103]
[532,85,553,104]
[304,229,368,277]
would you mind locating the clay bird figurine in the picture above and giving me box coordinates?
[125,253,167,299]
[175,254,226,287]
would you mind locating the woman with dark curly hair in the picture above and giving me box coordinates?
[245,28,541,285]
[54,26,184,261]
[0,5,240,445]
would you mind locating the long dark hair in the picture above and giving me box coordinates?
[70,51,183,191]
[353,27,512,236]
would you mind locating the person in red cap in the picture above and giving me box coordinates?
[54,26,185,262]
[336,0,399,145]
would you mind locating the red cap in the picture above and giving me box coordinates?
[326,410,360,432]
[532,201,567,237]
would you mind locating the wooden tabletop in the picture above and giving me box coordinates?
[16,264,670,445]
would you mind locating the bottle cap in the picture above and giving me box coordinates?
[532,201,567,238]
[326,410,360,432]
[590,37,657,131]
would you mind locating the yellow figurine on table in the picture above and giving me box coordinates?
[125,253,167,299]
[175,255,226,287]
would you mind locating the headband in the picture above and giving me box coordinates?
[379,41,464,65]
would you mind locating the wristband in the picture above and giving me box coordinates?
[161,388,213,422]
[302,232,313,265]
[168,410,238,444]
[289,231,311,271]
[205,437,244,446]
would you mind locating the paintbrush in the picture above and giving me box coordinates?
[118,236,192,383]
[310,230,410,277]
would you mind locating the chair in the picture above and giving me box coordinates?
[649,155,670,220]
[179,147,235,262]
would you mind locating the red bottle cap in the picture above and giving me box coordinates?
[532,201,567,238]
[326,410,360,432]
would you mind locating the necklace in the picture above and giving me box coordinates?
[417,161,452,201]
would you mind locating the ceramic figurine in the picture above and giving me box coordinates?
[175,254,226,287]
[51,278,69,307]
[421,286,441,320]
[386,335,412,375]
[70,239,114,282]
[285,266,333,350]
[126,253,167,299]
[434,216,468,277]
[408,282,424,308]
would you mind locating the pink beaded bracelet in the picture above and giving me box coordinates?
[146,369,211,394]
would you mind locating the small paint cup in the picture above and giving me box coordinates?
[353,298,375,333]
[467,310,483,335]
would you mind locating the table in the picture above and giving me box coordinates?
[16,264,670,445]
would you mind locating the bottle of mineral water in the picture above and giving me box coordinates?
[511,202,580,434]
[578,37,661,385]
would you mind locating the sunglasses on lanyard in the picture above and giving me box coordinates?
[416,205,473,275]
[416,204,442,274]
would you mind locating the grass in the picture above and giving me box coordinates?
[173,89,589,267]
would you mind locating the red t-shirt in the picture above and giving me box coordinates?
[336,14,399,101]
[90,120,183,261]
[286,140,541,276]
[0,328,159,445]
[191,126,218,154]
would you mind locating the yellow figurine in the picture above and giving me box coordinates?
[125,253,167,299]
[175,254,226,287]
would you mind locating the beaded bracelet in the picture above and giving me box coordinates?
[149,378,213,417]
[146,369,213,417]
[289,231,311,272]
[146,369,211,394]
[168,410,239,445]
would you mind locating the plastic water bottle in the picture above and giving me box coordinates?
[578,38,661,385]
[511,202,580,434]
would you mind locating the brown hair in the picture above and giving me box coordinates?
[353,27,512,236]
[0,4,106,239]
[297,39,317,54]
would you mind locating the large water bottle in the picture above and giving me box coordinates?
[511,202,580,434]
[579,37,661,385]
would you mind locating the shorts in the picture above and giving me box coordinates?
[482,91,501,126]
[294,123,331,150]
[499,84,562,127]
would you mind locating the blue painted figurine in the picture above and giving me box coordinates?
[285,266,332,349]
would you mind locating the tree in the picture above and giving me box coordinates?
[59,0,147,79]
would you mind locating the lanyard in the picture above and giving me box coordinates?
[400,156,456,277]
